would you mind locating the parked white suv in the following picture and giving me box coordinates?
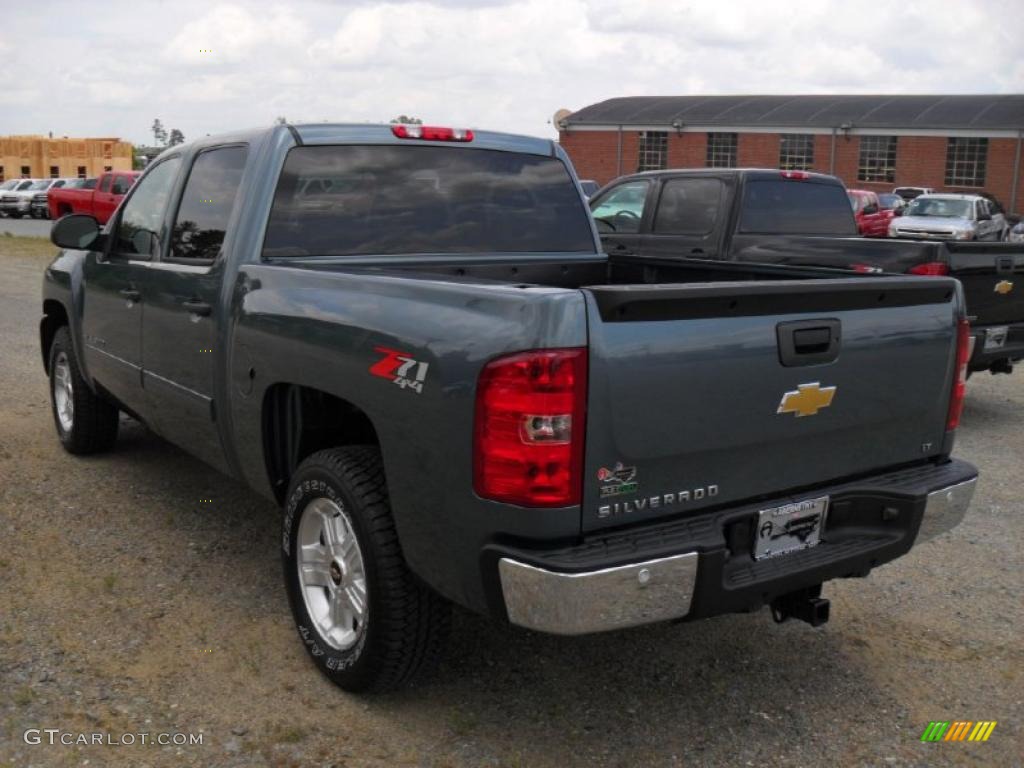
[888,193,1009,241]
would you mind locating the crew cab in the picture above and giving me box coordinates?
[889,193,1010,242]
[847,189,892,237]
[591,169,1024,375]
[42,125,977,692]
[47,170,139,223]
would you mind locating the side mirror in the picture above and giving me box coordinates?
[51,214,101,251]
[977,212,992,221]
[892,208,903,217]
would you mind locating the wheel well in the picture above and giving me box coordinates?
[262,384,380,503]
[40,300,69,373]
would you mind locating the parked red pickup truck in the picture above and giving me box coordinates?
[847,189,893,238]
[48,170,140,223]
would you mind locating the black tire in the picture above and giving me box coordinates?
[282,446,450,692]
[48,326,119,454]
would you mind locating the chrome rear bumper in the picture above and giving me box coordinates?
[498,553,698,635]
[916,477,977,543]
[498,475,976,635]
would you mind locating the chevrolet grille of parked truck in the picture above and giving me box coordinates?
[43,125,977,692]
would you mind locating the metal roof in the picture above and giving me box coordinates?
[564,95,1024,131]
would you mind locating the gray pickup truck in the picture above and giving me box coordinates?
[42,124,978,692]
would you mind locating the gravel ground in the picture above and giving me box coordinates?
[1,240,1021,768]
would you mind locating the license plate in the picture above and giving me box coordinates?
[984,326,1008,351]
[753,496,828,560]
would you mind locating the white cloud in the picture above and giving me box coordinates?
[1,0,1021,145]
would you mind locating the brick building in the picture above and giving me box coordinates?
[559,95,1024,214]
[0,135,133,182]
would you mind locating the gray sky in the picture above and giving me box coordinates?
[2,0,1022,146]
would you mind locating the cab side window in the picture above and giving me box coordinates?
[98,174,113,193]
[590,180,650,234]
[653,178,723,234]
[113,158,182,258]
[111,175,132,195]
[169,146,248,264]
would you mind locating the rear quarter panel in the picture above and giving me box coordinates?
[226,264,589,613]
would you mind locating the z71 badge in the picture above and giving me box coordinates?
[369,346,429,394]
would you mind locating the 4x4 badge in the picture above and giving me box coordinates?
[369,346,429,394]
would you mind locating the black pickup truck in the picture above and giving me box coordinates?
[42,124,977,692]
[591,169,1024,375]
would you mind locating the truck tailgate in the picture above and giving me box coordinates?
[580,277,958,533]
[945,243,1024,326]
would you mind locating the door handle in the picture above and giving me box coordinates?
[182,299,212,316]
[119,288,141,301]
[690,248,705,255]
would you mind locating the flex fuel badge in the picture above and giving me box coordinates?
[598,462,638,498]
[370,346,429,394]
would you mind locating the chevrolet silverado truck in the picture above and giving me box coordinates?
[42,124,977,692]
[47,170,138,223]
[592,169,1024,375]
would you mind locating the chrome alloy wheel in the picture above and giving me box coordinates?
[53,352,74,432]
[296,497,368,651]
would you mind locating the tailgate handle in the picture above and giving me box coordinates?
[996,256,1014,274]
[777,319,841,367]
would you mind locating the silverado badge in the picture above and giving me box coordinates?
[994,280,1014,295]
[777,382,836,418]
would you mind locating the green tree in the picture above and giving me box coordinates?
[168,129,185,146]
[151,118,167,146]
[390,115,422,124]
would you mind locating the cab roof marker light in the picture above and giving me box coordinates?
[391,124,474,142]
[780,171,810,180]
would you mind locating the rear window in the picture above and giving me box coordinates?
[262,145,594,257]
[739,180,857,235]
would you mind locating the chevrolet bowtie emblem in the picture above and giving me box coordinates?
[994,280,1014,295]
[777,382,837,417]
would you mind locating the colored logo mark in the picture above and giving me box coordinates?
[920,721,997,742]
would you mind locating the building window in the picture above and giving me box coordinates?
[21,166,31,178]
[0,166,4,182]
[779,134,815,171]
[77,166,87,178]
[857,136,897,183]
[945,138,988,187]
[706,133,737,168]
[103,165,113,172]
[50,166,60,178]
[637,131,668,172]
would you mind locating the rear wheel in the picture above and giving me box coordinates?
[49,326,119,454]
[282,446,450,692]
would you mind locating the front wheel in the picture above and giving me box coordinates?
[49,326,119,454]
[282,446,450,692]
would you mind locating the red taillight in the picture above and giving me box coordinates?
[391,124,474,142]
[851,263,883,274]
[474,348,587,507]
[946,318,971,430]
[780,171,810,180]
[909,261,950,276]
